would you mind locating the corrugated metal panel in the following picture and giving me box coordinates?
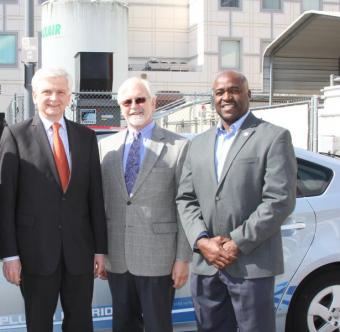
[262,57,271,93]
[270,57,338,94]
[262,12,340,96]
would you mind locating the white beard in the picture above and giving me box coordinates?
[128,113,147,127]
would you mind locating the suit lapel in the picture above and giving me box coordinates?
[205,128,219,186]
[115,130,130,198]
[64,119,75,191]
[132,125,164,195]
[217,113,259,191]
[32,114,61,188]
[99,130,129,198]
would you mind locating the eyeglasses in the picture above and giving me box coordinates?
[121,97,148,107]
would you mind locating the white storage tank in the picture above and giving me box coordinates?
[41,0,128,92]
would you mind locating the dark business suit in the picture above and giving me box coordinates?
[0,114,107,331]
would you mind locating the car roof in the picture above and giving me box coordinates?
[295,147,340,169]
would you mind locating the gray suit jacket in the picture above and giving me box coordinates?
[176,112,297,278]
[99,124,192,276]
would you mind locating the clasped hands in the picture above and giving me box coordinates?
[196,236,239,270]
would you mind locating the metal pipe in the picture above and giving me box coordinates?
[269,56,273,105]
[24,0,35,120]
[312,95,319,152]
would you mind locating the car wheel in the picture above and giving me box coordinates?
[286,270,340,332]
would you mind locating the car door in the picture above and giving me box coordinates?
[275,197,316,309]
[275,157,320,309]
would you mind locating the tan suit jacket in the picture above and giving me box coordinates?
[99,125,191,276]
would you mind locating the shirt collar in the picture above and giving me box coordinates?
[217,111,250,136]
[39,113,67,132]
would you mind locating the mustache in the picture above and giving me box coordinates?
[129,107,145,114]
[221,101,236,106]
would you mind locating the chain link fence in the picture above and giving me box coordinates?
[5,91,315,134]
[70,91,215,132]
[71,92,120,129]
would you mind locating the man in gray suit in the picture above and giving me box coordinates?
[176,70,297,332]
[99,77,192,332]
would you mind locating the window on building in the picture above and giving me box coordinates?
[220,40,240,69]
[302,0,320,11]
[220,0,240,8]
[0,34,17,66]
[262,0,281,10]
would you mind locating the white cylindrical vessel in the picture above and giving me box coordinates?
[41,0,128,91]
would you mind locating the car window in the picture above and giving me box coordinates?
[296,158,333,198]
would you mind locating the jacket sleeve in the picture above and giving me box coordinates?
[174,140,193,262]
[88,131,108,254]
[0,127,19,258]
[176,141,208,249]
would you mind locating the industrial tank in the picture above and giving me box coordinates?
[41,0,128,92]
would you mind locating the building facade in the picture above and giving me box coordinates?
[1,0,340,113]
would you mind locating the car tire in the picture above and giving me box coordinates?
[286,269,340,332]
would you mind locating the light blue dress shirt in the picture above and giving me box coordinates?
[123,121,156,173]
[214,111,250,182]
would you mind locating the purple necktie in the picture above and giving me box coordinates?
[125,132,141,195]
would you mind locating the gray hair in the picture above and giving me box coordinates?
[117,77,154,104]
[32,67,73,92]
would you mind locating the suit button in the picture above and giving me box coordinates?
[215,196,220,201]
[127,201,131,206]
[58,224,62,230]
[61,196,66,201]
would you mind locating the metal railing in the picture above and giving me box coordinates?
[129,60,193,72]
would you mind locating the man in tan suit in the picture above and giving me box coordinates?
[98,77,192,332]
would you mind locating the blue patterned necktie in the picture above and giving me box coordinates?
[125,132,141,195]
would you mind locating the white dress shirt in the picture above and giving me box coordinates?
[39,114,71,170]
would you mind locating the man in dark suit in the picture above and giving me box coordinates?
[0,68,107,332]
[177,70,297,332]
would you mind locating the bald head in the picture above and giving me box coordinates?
[213,70,249,90]
[212,70,251,130]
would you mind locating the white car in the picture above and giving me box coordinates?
[276,148,340,332]
[173,147,340,332]
[1,147,340,332]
